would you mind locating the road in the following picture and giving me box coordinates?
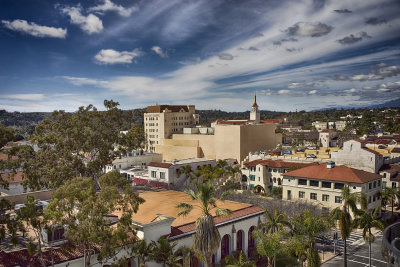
[322,231,387,267]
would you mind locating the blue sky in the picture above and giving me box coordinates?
[0,0,399,112]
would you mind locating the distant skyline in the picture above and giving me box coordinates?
[0,0,399,112]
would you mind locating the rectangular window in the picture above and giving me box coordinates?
[368,196,371,203]
[160,172,165,179]
[383,181,387,188]
[298,179,307,185]
[299,191,305,198]
[378,180,381,187]
[322,181,331,188]
[151,171,157,178]
[310,180,319,187]
[393,183,397,188]
[334,183,344,190]
[335,196,342,203]
[322,194,329,202]
[369,183,372,190]
[310,193,317,200]
[373,181,377,188]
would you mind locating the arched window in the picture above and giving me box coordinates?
[237,230,244,251]
[248,226,256,257]
[278,178,282,185]
[221,234,230,259]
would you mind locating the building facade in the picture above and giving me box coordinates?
[282,163,382,212]
[331,140,384,173]
[144,105,199,152]
[104,151,162,173]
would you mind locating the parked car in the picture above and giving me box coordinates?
[384,156,390,160]
[296,147,305,152]
[284,150,292,155]
[306,153,316,158]
[378,145,387,149]
[307,146,317,150]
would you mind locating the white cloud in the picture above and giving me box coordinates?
[62,76,109,86]
[151,46,167,58]
[288,82,314,88]
[278,89,291,94]
[219,53,234,60]
[94,49,142,64]
[308,90,317,95]
[89,0,138,17]
[2,94,45,100]
[61,6,103,34]
[2,19,67,38]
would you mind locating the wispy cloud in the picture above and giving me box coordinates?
[61,6,103,34]
[88,0,138,17]
[286,22,333,37]
[2,19,66,38]
[2,94,45,100]
[334,9,352,14]
[151,46,167,58]
[62,76,108,86]
[94,49,142,64]
[288,82,314,88]
[337,32,371,45]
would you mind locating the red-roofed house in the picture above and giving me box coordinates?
[282,163,382,211]
[242,159,313,193]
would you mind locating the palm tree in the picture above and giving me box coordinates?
[252,231,282,267]
[291,210,327,267]
[176,182,231,267]
[151,236,180,267]
[134,239,154,267]
[381,187,397,216]
[353,197,385,267]
[330,185,363,267]
[223,250,256,267]
[259,208,291,234]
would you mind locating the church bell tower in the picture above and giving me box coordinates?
[250,92,260,124]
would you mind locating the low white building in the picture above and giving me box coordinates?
[104,151,162,173]
[379,164,400,188]
[331,140,384,173]
[147,158,216,186]
[282,162,382,212]
[319,130,338,148]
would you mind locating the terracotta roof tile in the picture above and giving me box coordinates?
[170,205,264,238]
[148,162,172,168]
[146,105,190,113]
[283,164,381,184]
[245,159,312,169]
[362,147,381,155]
[1,171,23,184]
[392,148,400,153]
[379,164,400,173]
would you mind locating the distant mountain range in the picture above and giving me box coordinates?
[312,98,400,111]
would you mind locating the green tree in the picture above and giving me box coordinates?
[353,200,385,267]
[380,187,397,217]
[259,208,291,234]
[223,250,256,267]
[176,182,231,267]
[121,125,145,151]
[0,198,24,248]
[291,210,328,267]
[151,236,180,267]
[253,231,283,267]
[330,185,363,267]
[0,124,15,148]
[134,239,154,267]
[11,100,134,191]
[46,172,144,266]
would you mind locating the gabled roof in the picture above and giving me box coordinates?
[379,164,400,173]
[392,147,400,153]
[283,164,381,184]
[148,162,172,168]
[362,147,382,155]
[146,105,190,113]
[245,159,312,169]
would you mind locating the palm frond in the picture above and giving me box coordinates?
[176,203,193,217]
[215,208,232,217]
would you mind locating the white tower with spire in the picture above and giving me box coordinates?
[250,92,260,124]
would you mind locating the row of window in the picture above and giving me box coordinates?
[171,116,190,120]
[145,117,159,121]
[146,129,158,132]
[148,135,158,138]
[298,179,345,190]
[299,191,342,203]
[368,180,381,190]
[146,123,158,126]
[151,171,166,179]
[172,122,191,126]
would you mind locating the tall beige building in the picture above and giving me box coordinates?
[144,105,199,152]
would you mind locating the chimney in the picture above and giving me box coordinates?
[327,161,335,169]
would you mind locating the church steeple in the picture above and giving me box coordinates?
[250,92,260,123]
[252,92,258,108]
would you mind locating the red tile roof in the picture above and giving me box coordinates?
[148,162,172,168]
[283,164,381,184]
[1,171,23,184]
[379,164,400,173]
[245,159,312,169]
[146,105,190,113]
[170,205,264,238]
[392,148,400,153]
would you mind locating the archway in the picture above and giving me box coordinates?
[248,226,256,257]
[237,230,244,251]
[221,234,230,259]
[254,185,265,194]
[241,175,248,182]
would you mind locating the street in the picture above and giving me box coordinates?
[322,231,387,267]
